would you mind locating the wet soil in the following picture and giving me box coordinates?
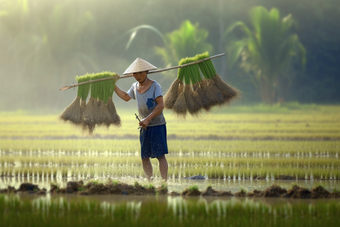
[1,181,339,199]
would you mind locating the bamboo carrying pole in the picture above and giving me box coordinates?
[59,53,225,91]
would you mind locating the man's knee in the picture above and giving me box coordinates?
[157,155,165,161]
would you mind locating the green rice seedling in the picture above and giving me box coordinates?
[188,185,199,192]
[111,180,119,186]
[148,184,155,190]
[107,72,121,127]
[2,109,340,141]
[240,187,248,193]
[134,181,140,188]
[332,188,340,193]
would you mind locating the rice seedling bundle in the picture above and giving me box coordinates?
[59,75,91,125]
[165,52,239,117]
[196,52,240,105]
[83,72,120,134]
[107,74,121,127]
[59,72,119,134]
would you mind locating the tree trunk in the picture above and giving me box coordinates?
[259,78,276,105]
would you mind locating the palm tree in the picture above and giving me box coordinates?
[225,6,306,104]
[125,20,212,68]
[154,20,212,67]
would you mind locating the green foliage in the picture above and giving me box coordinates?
[124,25,166,50]
[155,20,213,67]
[225,6,306,104]
[0,0,339,110]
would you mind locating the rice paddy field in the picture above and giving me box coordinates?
[1,104,340,226]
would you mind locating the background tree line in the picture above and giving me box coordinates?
[0,0,339,110]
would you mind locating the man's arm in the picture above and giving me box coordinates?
[114,85,131,102]
[139,96,164,128]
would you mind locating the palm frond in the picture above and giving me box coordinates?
[124,24,166,50]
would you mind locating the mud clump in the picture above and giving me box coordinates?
[105,182,135,195]
[66,181,84,194]
[157,185,168,195]
[50,181,84,194]
[311,185,331,198]
[133,182,156,195]
[330,190,340,198]
[88,183,110,195]
[261,184,287,197]
[201,186,217,196]
[181,187,201,196]
[50,183,59,193]
[201,186,233,197]
[247,189,262,197]
[3,181,340,199]
[18,183,40,192]
[0,186,16,193]
[282,185,311,198]
[234,190,247,197]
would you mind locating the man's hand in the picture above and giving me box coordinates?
[139,118,150,129]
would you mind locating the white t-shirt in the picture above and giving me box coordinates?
[127,81,166,127]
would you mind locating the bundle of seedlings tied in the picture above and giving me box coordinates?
[165,56,209,116]
[82,72,120,134]
[173,57,203,116]
[59,74,91,125]
[196,52,240,106]
[164,52,239,117]
[107,74,121,127]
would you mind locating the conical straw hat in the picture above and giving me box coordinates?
[123,57,157,75]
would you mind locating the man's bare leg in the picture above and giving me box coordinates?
[157,155,168,181]
[142,158,153,181]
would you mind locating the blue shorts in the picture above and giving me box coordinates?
[140,124,168,159]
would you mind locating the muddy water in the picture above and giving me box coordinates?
[1,176,340,193]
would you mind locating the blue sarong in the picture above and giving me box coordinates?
[140,124,168,159]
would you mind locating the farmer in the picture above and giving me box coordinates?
[114,58,168,181]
